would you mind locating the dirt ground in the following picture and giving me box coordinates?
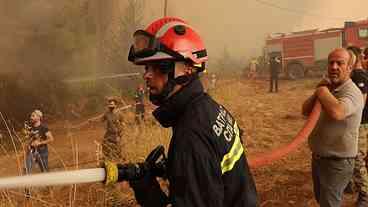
[0,77,358,206]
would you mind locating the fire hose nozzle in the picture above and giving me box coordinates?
[103,145,167,185]
[103,161,146,185]
[104,161,119,185]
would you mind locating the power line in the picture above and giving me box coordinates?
[254,0,347,22]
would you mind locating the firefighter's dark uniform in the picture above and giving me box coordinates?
[132,77,258,207]
[269,57,280,93]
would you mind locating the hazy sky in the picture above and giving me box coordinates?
[1,0,367,73]
[144,0,368,63]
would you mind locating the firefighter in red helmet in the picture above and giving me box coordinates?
[127,17,258,207]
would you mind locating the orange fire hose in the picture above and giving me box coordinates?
[248,102,321,168]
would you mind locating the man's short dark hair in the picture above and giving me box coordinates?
[347,46,362,57]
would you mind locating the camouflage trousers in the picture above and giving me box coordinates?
[102,134,123,206]
[102,134,122,162]
[353,124,368,196]
[104,185,124,207]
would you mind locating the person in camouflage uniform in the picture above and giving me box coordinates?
[102,98,123,161]
[101,97,124,206]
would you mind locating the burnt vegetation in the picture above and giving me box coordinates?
[0,0,144,125]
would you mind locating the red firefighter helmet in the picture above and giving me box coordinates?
[128,17,208,71]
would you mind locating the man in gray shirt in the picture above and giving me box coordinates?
[302,48,364,207]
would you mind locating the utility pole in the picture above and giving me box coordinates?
[95,0,103,74]
[164,0,168,17]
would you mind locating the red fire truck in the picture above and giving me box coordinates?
[265,19,368,79]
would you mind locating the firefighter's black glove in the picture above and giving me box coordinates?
[129,145,169,206]
[144,145,167,178]
[129,169,169,207]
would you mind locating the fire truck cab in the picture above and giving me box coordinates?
[265,19,368,79]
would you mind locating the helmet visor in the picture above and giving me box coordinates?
[128,30,157,59]
[128,30,184,63]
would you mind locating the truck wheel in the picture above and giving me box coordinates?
[287,63,305,80]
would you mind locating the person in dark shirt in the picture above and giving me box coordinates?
[348,46,368,206]
[24,110,54,173]
[269,55,281,93]
[23,110,54,199]
[126,17,258,207]
[135,84,145,124]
